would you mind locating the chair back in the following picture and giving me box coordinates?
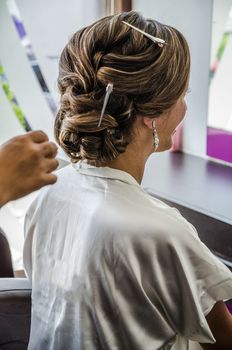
[0,229,14,277]
[0,278,31,350]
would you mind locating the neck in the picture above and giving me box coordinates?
[105,141,150,184]
[88,118,154,183]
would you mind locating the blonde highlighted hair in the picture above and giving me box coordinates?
[55,11,190,163]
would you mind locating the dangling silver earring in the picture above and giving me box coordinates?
[152,119,159,151]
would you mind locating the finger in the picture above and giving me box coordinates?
[34,173,57,190]
[28,130,49,143]
[40,142,58,158]
[42,173,57,186]
[44,158,59,173]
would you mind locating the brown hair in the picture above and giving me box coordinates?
[55,11,190,163]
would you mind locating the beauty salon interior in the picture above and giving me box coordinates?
[1,0,232,349]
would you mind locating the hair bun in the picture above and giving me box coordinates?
[55,110,129,162]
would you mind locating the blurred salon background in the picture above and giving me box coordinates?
[0,0,231,282]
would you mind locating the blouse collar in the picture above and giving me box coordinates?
[72,160,140,187]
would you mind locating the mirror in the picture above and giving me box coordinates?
[207,0,232,164]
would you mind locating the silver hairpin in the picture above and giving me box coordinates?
[122,21,165,47]
[98,83,113,128]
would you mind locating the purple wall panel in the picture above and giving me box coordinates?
[207,127,232,164]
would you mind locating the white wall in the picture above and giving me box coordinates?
[0,0,55,139]
[210,0,232,62]
[133,0,213,157]
[15,0,106,103]
[0,86,23,144]
[209,33,232,130]
[0,0,106,142]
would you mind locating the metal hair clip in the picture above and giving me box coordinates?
[122,21,165,47]
[98,83,113,127]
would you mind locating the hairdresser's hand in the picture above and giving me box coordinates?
[0,131,59,207]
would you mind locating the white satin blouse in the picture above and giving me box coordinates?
[23,161,232,349]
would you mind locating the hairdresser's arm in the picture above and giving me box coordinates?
[0,131,58,207]
[200,301,232,350]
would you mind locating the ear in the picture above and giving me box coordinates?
[142,117,154,130]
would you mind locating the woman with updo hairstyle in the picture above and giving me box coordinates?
[24,11,232,350]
